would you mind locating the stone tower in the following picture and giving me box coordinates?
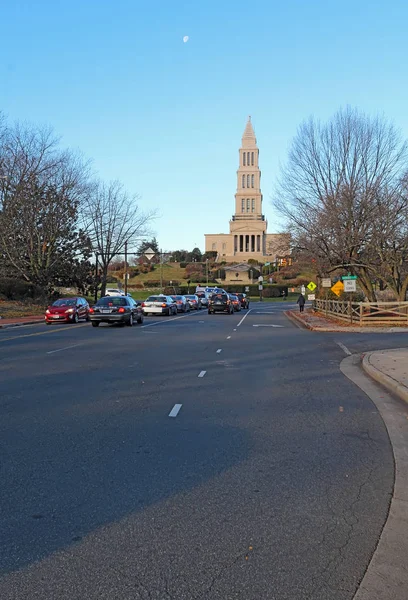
[229,117,267,256]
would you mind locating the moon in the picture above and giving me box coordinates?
[183,36,189,43]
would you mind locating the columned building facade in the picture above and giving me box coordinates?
[205,118,289,262]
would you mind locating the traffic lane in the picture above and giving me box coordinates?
[0,307,243,576]
[182,321,392,598]
[327,332,408,355]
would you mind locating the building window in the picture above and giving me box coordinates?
[247,174,250,187]
[242,174,245,188]
[251,152,254,166]
[252,198,255,212]
[212,243,216,251]
[222,243,226,251]
[243,152,246,166]
[246,198,250,212]
[251,174,254,188]
[241,199,245,212]
[247,152,250,165]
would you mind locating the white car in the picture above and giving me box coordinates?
[142,295,177,316]
[105,288,125,297]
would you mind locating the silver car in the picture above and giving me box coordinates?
[141,295,177,316]
[196,291,209,308]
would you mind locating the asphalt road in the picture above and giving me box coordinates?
[0,302,399,599]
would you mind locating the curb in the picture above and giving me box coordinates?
[0,319,44,329]
[285,311,408,334]
[362,351,408,405]
[284,310,313,329]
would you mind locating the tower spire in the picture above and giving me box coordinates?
[241,116,256,148]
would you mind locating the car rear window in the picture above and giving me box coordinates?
[147,296,167,302]
[196,292,205,297]
[185,295,196,299]
[97,297,127,306]
[213,294,227,300]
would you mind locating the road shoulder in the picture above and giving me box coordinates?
[341,354,408,600]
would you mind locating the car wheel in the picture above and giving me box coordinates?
[91,321,100,327]
[73,313,79,324]
[86,313,90,321]
[137,315,144,325]
[127,314,134,327]
[45,322,51,325]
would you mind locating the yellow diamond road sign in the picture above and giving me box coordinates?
[307,281,317,292]
[331,281,344,297]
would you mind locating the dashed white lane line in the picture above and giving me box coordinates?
[216,349,222,353]
[336,341,352,356]
[169,404,182,417]
[198,370,207,377]
[46,344,82,355]
[233,329,237,331]
[237,308,252,327]
[227,336,231,339]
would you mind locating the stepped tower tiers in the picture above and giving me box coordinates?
[205,117,288,262]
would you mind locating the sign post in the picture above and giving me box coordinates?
[321,278,331,316]
[342,275,358,324]
[258,276,263,302]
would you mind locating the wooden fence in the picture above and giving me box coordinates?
[313,299,408,326]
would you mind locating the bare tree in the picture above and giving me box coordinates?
[0,118,92,287]
[81,180,156,296]
[274,107,408,300]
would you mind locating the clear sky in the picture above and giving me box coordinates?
[1,0,407,253]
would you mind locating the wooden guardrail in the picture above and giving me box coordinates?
[313,299,408,325]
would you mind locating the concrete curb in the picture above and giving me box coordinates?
[340,355,408,600]
[0,319,44,329]
[362,351,408,405]
[285,311,408,334]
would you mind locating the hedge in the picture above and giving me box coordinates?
[0,278,44,300]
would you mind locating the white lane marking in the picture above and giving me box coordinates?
[199,321,205,323]
[227,336,231,339]
[254,311,276,314]
[253,324,284,328]
[216,349,222,353]
[336,341,352,356]
[237,308,252,327]
[169,404,182,418]
[198,370,206,377]
[46,344,81,355]
[141,312,198,328]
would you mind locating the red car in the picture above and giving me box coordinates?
[45,297,90,324]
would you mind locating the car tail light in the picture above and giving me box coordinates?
[89,308,94,313]
[227,300,230,304]
[161,303,167,307]
[118,307,126,313]
[141,302,145,307]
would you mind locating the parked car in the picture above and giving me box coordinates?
[185,294,201,310]
[208,292,234,314]
[45,297,89,324]
[89,296,144,327]
[196,291,210,308]
[234,293,249,309]
[170,295,190,313]
[142,295,177,316]
[228,294,242,312]
[105,288,125,297]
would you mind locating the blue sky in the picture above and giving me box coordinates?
[1,0,407,252]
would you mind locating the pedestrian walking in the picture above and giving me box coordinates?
[297,293,305,312]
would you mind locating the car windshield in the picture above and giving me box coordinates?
[52,299,76,307]
[97,297,127,306]
[185,295,196,299]
[147,296,167,302]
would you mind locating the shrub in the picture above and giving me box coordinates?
[0,278,44,300]
[180,262,187,268]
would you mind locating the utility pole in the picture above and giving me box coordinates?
[124,240,128,295]
[206,259,209,286]
[94,253,99,304]
[160,248,163,293]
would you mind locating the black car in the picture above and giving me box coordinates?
[208,292,234,314]
[89,296,144,327]
[235,293,250,309]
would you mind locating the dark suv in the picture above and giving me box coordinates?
[235,293,249,309]
[208,292,233,315]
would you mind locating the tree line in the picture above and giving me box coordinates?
[275,106,408,301]
[0,113,155,297]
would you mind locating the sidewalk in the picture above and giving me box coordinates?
[286,308,408,333]
[0,315,44,329]
[362,348,408,404]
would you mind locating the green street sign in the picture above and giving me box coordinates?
[342,275,358,280]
